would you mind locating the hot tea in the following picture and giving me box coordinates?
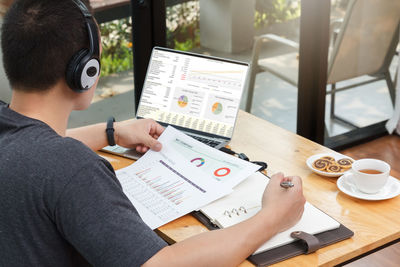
[351,159,390,193]
[359,169,383,174]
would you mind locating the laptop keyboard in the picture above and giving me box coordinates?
[188,135,221,148]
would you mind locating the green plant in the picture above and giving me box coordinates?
[97,0,301,76]
[166,1,200,51]
[98,2,201,77]
[255,0,300,28]
[100,18,133,76]
[332,0,349,9]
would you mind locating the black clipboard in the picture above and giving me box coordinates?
[192,210,354,266]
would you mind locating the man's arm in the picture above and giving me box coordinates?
[66,118,164,152]
[66,122,109,151]
[143,173,305,267]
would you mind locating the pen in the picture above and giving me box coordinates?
[280,181,294,189]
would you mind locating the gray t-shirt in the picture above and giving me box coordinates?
[0,102,167,266]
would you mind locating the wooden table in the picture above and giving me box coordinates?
[99,110,400,266]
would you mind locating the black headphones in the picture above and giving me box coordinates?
[66,0,101,92]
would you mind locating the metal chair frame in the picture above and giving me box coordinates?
[245,0,400,130]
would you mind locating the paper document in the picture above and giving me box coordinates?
[116,126,259,229]
[157,126,260,188]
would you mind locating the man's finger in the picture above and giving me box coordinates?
[154,123,164,136]
[142,135,162,151]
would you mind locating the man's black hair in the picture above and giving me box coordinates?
[1,0,93,91]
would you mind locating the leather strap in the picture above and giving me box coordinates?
[290,231,321,254]
[106,116,116,146]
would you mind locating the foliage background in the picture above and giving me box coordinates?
[100,0,301,76]
[255,0,300,28]
[100,18,133,76]
[166,1,200,51]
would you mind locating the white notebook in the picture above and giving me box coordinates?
[200,172,340,255]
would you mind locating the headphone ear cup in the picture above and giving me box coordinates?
[66,49,89,92]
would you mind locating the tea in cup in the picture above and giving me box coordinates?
[351,159,390,194]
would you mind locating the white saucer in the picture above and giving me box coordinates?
[337,173,400,200]
[306,153,353,177]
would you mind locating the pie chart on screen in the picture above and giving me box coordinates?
[178,95,188,108]
[212,102,223,115]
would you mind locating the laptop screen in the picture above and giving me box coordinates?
[136,47,249,138]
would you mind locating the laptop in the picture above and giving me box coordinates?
[102,47,249,159]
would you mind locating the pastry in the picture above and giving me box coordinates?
[337,158,353,169]
[313,159,330,171]
[326,164,342,173]
[321,156,335,162]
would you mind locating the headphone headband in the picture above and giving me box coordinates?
[72,0,92,17]
[66,0,101,92]
[86,19,100,59]
[72,0,100,59]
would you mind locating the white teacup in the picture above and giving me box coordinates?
[350,159,390,194]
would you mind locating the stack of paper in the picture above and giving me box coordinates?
[116,126,260,229]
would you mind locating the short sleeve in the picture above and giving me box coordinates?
[53,160,167,266]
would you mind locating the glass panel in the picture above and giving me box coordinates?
[165,0,301,133]
[0,1,13,103]
[0,2,135,128]
[69,0,135,128]
[325,0,399,141]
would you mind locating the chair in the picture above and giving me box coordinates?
[245,0,400,129]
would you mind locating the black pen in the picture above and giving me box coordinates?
[280,181,294,189]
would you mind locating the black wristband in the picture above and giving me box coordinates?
[106,117,116,146]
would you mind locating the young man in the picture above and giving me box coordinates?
[0,1,305,266]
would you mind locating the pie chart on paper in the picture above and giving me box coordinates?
[191,157,205,167]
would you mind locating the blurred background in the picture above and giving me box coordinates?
[0,0,398,149]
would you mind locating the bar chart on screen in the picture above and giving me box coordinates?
[186,69,244,90]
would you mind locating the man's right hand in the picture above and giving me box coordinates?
[144,172,306,267]
[260,172,306,235]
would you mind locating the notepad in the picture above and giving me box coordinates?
[200,172,340,255]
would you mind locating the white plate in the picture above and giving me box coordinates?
[337,172,400,201]
[306,153,353,177]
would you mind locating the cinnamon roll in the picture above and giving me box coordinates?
[312,159,330,171]
[337,158,353,169]
[326,164,342,173]
[321,156,335,162]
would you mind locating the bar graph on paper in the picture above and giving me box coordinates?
[135,167,191,205]
[118,159,206,222]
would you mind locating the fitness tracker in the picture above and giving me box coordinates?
[106,116,116,146]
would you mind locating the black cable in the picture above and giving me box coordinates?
[219,147,235,155]
[251,161,268,172]
[218,147,267,172]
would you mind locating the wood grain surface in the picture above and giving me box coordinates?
[103,111,400,266]
[340,135,400,267]
[340,135,400,179]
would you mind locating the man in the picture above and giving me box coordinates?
[0,0,305,266]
